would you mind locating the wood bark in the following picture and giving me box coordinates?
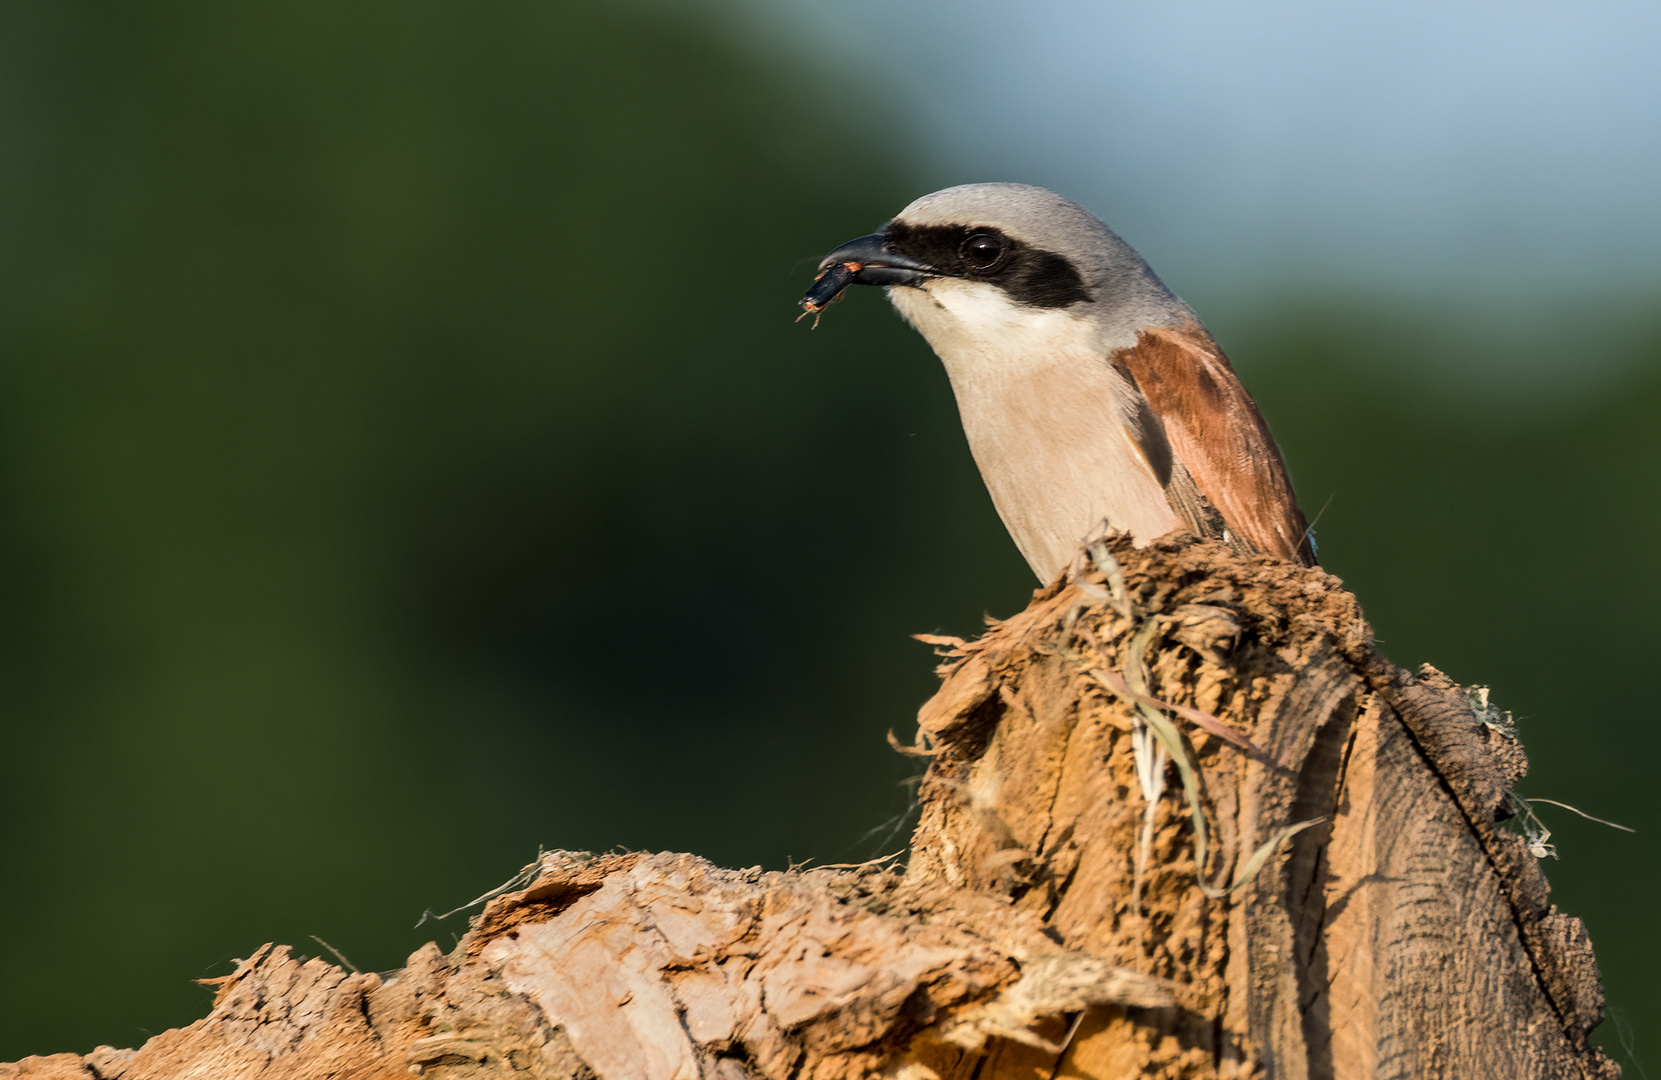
[1,536,1616,1079]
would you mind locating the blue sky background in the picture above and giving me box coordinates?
[720,0,1661,384]
[733,0,1661,284]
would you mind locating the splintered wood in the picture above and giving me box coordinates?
[0,537,1617,1079]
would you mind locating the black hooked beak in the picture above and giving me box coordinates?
[799,232,933,317]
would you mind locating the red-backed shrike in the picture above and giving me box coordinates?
[802,183,1315,581]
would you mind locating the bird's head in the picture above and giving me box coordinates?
[802,183,1194,354]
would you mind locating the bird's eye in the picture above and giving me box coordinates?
[960,233,1006,270]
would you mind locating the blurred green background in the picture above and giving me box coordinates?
[1,0,1654,1071]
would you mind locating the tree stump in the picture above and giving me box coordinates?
[0,536,1616,1079]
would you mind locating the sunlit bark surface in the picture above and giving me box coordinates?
[0,536,1616,1080]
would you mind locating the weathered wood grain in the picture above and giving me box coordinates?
[0,536,1615,1079]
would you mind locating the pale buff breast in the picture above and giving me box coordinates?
[888,280,1181,581]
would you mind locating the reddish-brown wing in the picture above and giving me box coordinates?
[1114,325,1316,566]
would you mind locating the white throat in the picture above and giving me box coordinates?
[887,279,1181,580]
